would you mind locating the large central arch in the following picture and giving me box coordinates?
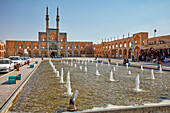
[49,43,57,50]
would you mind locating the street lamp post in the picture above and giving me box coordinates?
[131,38,134,61]
[128,36,134,62]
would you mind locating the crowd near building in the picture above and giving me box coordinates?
[1,7,170,61]
[5,7,93,58]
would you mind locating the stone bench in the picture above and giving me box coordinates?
[8,74,21,84]
[30,64,34,68]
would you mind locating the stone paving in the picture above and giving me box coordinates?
[0,58,42,109]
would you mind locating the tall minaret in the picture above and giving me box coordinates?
[56,7,59,30]
[46,6,49,32]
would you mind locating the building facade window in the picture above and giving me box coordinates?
[124,43,126,47]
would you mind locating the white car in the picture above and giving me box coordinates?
[8,56,24,67]
[21,57,27,65]
[0,59,14,73]
[26,57,32,62]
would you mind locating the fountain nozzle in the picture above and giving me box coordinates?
[67,90,79,111]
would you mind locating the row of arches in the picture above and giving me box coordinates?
[0,44,6,50]
[0,43,6,58]
[40,31,66,42]
[40,42,66,49]
[16,49,39,57]
[95,46,140,59]
[0,51,6,58]
[94,35,140,51]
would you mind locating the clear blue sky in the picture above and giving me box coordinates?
[0,0,170,44]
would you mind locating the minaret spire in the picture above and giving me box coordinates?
[56,7,59,30]
[46,6,49,31]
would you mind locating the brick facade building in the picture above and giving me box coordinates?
[0,42,6,58]
[6,7,93,58]
[93,32,170,59]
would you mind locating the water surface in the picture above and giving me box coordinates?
[9,60,170,112]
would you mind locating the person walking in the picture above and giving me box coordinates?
[41,55,44,60]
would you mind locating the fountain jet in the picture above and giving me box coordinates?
[96,64,98,68]
[60,68,64,83]
[113,67,116,72]
[135,74,142,92]
[159,67,163,73]
[71,61,73,67]
[56,71,59,77]
[96,69,100,75]
[85,66,87,72]
[141,65,144,71]
[85,61,87,65]
[66,71,72,95]
[151,69,155,79]
[126,63,128,68]
[54,69,57,73]
[110,70,115,81]
[108,61,110,66]
[128,70,131,75]
[80,66,82,69]
[116,62,118,67]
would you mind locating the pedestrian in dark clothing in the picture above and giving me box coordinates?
[123,58,126,65]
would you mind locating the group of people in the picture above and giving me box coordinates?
[123,58,129,65]
[139,49,169,64]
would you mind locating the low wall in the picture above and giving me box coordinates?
[83,105,170,113]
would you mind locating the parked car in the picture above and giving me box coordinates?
[0,59,14,72]
[21,57,27,65]
[8,56,24,67]
[27,57,32,62]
